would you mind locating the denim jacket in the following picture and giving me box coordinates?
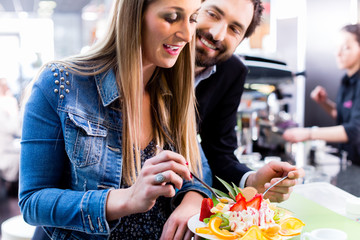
[19,63,211,240]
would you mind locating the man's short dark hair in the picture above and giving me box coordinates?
[244,0,264,38]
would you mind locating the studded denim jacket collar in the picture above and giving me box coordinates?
[94,69,120,107]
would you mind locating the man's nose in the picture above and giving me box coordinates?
[209,22,227,42]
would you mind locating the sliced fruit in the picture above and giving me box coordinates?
[239,225,268,240]
[235,192,245,202]
[195,227,213,235]
[264,234,283,240]
[241,187,258,201]
[246,194,262,210]
[219,197,233,204]
[230,197,247,212]
[199,198,214,221]
[261,224,281,239]
[278,217,305,236]
[213,202,226,211]
[209,216,239,239]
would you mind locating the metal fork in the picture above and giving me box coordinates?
[263,175,288,197]
[155,145,222,200]
[189,171,223,201]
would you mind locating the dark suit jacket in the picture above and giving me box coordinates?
[196,55,252,191]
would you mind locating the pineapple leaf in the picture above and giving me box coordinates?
[212,188,230,199]
[215,176,236,201]
[232,182,242,196]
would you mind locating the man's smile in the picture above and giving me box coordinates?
[199,36,217,50]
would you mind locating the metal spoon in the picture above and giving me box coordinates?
[263,175,288,197]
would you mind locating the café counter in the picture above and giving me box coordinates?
[279,182,360,240]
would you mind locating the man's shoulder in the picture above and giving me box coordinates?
[216,54,247,71]
[211,54,248,82]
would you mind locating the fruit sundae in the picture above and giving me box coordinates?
[195,177,304,240]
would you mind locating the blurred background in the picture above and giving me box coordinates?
[0,0,360,238]
[0,0,359,130]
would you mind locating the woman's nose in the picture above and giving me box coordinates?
[336,47,343,57]
[176,21,194,43]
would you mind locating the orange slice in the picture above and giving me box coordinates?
[264,234,283,240]
[261,224,281,237]
[208,217,238,239]
[195,227,213,235]
[278,217,305,236]
[239,226,268,240]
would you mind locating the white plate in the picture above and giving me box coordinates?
[188,213,293,240]
[187,213,223,240]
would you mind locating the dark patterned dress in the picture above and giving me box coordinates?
[109,141,172,239]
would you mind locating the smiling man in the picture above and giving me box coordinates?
[194,0,305,202]
[195,0,255,68]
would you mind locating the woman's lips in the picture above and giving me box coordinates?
[163,44,182,56]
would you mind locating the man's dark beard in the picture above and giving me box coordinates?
[195,47,219,67]
[195,29,229,67]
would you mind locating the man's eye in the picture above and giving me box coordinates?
[206,10,218,19]
[231,26,241,35]
[165,13,178,23]
[190,13,199,23]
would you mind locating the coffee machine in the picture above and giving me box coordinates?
[237,55,299,163]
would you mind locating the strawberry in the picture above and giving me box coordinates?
[235,192,245,202]
[199,198,214,221]
[230,197,247,212]
[246,194,262,210]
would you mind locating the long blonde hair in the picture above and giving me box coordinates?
[59,0,201,185]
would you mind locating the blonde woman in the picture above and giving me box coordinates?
[19,0,208,239]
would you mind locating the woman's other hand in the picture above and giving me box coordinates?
[310,86,328,104]
[160,191,203,240]
[106,150,191,220]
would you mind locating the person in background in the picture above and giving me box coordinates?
[283,23,360,166]
[0,77,20,196]
[194,0,305,203]
[19,0,209,239]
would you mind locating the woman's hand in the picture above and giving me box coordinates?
[106,150,191,220]
[160,191,203,240]
[282,127,311,143]
[246,161,304,202]
[310,85,337,119]
[310,86,328,104]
